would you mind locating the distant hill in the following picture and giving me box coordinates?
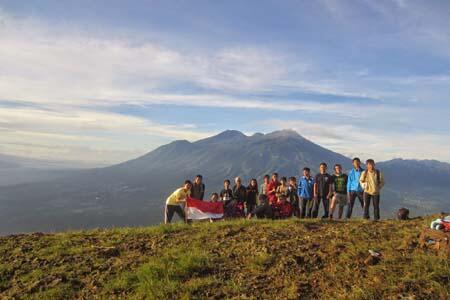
[0,130,449,234]
[0,217,448,299]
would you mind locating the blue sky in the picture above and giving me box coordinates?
[0,0,450,165]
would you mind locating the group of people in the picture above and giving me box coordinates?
[164,158,385,224]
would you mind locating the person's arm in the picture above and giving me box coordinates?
[175,190,187,203]
[379,172,385,189]
[297,180,302,197]
[328,180,333,199]
[200,184,205,200]
[313,182,318,198]
[359,171,366,184]
[347,171,352,193]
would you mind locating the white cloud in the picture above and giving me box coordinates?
[0,106,214,163]
[266,119,450,163]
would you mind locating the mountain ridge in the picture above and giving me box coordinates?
[0,129,449,235]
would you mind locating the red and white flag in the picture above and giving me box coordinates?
[186,197,224,220]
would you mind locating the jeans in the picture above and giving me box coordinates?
[299,198,313,218]
[363,193,380,220]
[165,205,185,223]
[346,191,364,219]
[312,195,329,218]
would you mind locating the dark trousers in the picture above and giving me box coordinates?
[346,191,364,219]
[299,198,313,218]
[312,195,329,218]
[291,199,300,217]
[246,203,256,216]
[363,193,380,220]
[165,204,185,223]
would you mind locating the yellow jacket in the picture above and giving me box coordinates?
[360,170,385,195]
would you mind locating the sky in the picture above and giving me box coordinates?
[1,0,450,165]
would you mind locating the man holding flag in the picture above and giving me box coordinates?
[164,180,192,224]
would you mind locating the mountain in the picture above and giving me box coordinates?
[1,217,448,299]
[0,130,449,235]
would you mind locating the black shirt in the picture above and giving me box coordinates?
[233,185,247,203]
[191,183,205,200]
[315,173,333,197]
[287,185,299,203]
[220,188,233,202]
[246,185,258,205]
[332,174,348,194]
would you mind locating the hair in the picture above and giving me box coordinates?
[259,194,268,203]
[320,162,327,167]
[303,167,311,172]
[352,157,361,163]
[235,176,241,182]
[263,174,270,180]
[289,176,297,182]
[249,178,258,189]
[280,176,287,182]
[184,180,192,186]
[224,179,230,184]
[211,192,219,198]
[334,164,342,169]
[272,172,279,177]
[195,174,203,179]
[366,159,375,165]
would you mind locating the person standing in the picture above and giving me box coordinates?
[275,177,289,202]
[360,159,385,220]
[329,164,348,220]
[260,175,270,202]
[298,167,314,218]
[346,158,365,219]
[191,175,205,200]
[287,177,300,217]
[164,180,192,224]
[266,173,280,205]
[220,179,233,206]
[246,179,259,216]
[313,163,333,218]
[233,177,247,205]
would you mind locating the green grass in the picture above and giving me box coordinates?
[0,216,449,299]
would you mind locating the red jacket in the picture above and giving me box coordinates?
[266,180,279,204]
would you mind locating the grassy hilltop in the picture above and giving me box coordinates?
[0,217,449,299]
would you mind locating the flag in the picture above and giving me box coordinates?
[186,197,224,220]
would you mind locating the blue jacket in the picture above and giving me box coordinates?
[297,176,314,199]
[347,168,364,193]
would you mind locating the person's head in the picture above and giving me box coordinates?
[224,179,230,188]
[280,177,287,185]
[334,164,342,175]
[319,163,328,174]
[250,178,257,187]
[366,159,376,171]
[235,176,242,186]
[271,172,279,182]
[352,157,361,169]
[184,180,192,190]
[259,194,269,204]
[263,174,270,184]
[289,177,296,186]
[303,167,311,177]
[210,193,219,202]
[195,175,203,184]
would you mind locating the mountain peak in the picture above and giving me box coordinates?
[215,130,247,139]
[195,130,247,145]
[266,129,302,139]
